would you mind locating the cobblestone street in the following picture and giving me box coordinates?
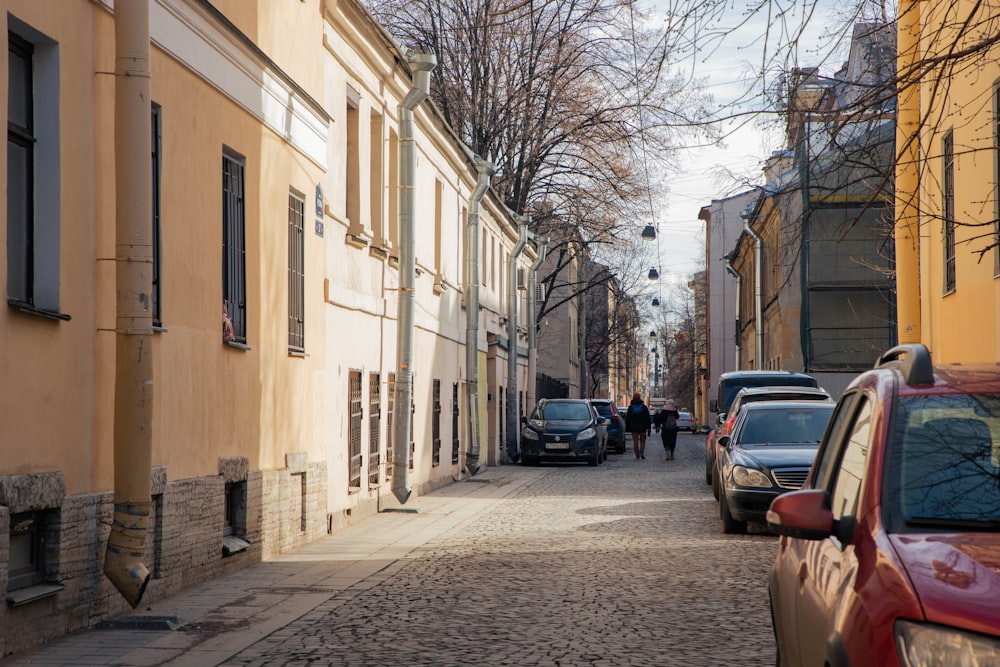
[4,433,779,667]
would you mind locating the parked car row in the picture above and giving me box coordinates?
[708,345,1000,664]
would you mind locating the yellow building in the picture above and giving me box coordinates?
[900,0,1000,361]
[0,0,537,656]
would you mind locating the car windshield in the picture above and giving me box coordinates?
[887,394,1000,529]
[736,407,833,445]
[719,377,817,412]
[536,403,592,421]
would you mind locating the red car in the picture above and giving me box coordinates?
[767,344,1000,666]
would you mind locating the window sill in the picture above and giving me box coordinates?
[7,582,64,607]
[224,340,252,351]
[348,485,361,495]
[8,300,71,321]
[369,245,389,260]
[221,536,250,557]
[288,348,307,358]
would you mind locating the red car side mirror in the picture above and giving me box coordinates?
[766,490,834,540]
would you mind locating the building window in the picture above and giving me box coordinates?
[370,111,385,247]
[452,382,460,464]
[346,86,360,231]
[223,481,247,538]
[432,379,441,467]
[151,104,163,326]
[7,27,64,319]
[288,190,305,352]
[349,370,363,490]
[386,372,396,479]
[942,131,956,293]
[8,511,46,590]
[223,149,247,342]
[434,179,443,278]
[388,129,399,254]
[369,373,381,487]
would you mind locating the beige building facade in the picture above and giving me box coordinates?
[0,0,536,657]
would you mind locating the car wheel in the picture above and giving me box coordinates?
[720,491,747,534]
[711,465,720,501]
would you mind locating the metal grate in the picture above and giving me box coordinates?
[432,380,441,466]
[151,105,162,327]
[348,371,363,489]
[386,373,395,479]
[368,373,380,486]
[287,192,305,350]
[772,467,811,490]
[222,151,247,342]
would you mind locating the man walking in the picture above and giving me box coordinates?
[624,392,652,459]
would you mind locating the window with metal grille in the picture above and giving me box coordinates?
[151,104,163,327]
[452,382,460,464]
[942,131,956,293]
[288,190,305,351]
[223,150,247,342]
[369,373,381,486]
[7,32,33,308]
[432,379,441,466]
[349,371,363,490]
[386,373,396,479]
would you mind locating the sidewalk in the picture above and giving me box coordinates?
[2,467,541,667]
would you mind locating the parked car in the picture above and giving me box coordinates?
[717,400,834,534]
[705,371,820,490]
[710,385,833,498]
[767,344,1000,666]
[589,399,626,454]
[520,398,607,466]
[676,410,696,432]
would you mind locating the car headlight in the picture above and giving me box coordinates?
[577,427,596,440]
[732,465,773,488]
[896,620,1000,666]
[521,429,539,441]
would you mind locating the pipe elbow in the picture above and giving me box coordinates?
[103,503,151,608]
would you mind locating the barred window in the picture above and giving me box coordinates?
[942,131,956,293]
[223,150,247,342]
[288,191,305,351]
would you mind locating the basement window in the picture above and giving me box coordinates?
[6,508,63,606]
[222,481,249,557]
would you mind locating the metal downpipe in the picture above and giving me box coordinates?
[505,218,530,462]
[896,0,921,343]
[464,156,495,476]
[743,218,764,368]
[526,235,549,412]
[392,51,437,504]
[106,0,153,608]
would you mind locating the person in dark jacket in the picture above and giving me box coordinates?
[654,398,681,460]
[624,392,652,459]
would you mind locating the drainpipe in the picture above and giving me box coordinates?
[505,217,530,462]
[741,211,764,368]
[723,255,741,370]
[392,50,437,504]
[464,155,495,476]
[105,0,152,608]
[896,0,921,343]
[526,234,549,412]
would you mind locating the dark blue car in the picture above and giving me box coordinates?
[588,399,626,454]
[520,399,607,465]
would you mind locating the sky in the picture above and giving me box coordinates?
[644,1,851,295]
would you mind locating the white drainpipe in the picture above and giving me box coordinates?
[505,217,530,462]
[526,234,549,411]
[464,155,495,475]
[392,50,436,504]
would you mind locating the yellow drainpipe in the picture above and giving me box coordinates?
[895,0,921,343]
[105,0,153,608]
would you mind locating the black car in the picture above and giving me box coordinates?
[588,399,626,453]
[520,399,607,466]
[717,400,834,533]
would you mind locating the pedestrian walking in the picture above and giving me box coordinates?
[624,392,652,459]
[656,398,681,460]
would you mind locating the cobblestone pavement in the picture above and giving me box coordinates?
[4,433,780,667]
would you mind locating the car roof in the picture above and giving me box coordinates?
[739,400,835,411]
[734,385,830,398]
[542,398,589,403]
[719,370,815,380]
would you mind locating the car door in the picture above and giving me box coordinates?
[793,393,873,665]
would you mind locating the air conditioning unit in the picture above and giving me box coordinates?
[516,267,528,290]
[535,283,546,303]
